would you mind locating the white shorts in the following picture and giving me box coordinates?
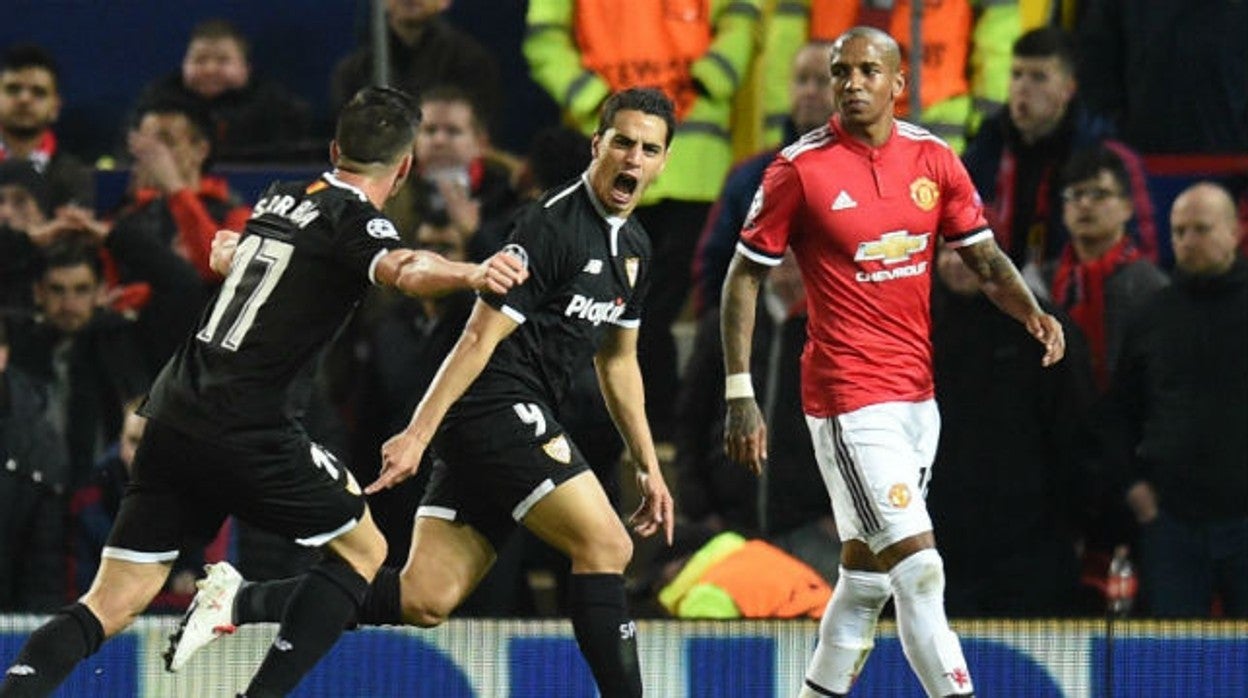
[805,399,939,554]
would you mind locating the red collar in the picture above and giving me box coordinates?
[0,130,58,172]
[830,114,897,157]
[131,175,231,207]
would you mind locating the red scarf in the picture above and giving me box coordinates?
[1052,237,1141,389]
[991,149,1053,263]
[0,130,58,173]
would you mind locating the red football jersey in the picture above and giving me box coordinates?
[738,116,991,417]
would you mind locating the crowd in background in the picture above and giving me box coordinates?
[0,0,1245,622]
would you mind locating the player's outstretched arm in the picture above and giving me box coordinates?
[367,300,519,494]
[720,253,770,474]
[376,248,528,298]
[956,238,1066,366]
[594,326,674,545]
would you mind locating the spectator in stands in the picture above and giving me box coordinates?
[0,317,69,612]
[331,0,501,139]
[70,397,203,608]
[0,43,93,210]
[525,0,763,441]
[963,26,1156,293]
[0,160,52,309]
[112,97,251,283]
[7,236,149,489]
[1108,182,1247,618]
[675,252,838,582]
[692,41,836,316]
[930,242,1096,616]
[1077,0,1247,155]
[72,191,205,376]
[1052,146,1168,390]
[389,86,519,261]
[1240,186,1248,257]
[760,0,1020,153]
[135,19,313,163]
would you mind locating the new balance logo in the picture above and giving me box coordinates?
[831,190,858,211]
[6,665,35,676]
[582,259,603,274]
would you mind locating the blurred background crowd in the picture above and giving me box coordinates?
[0,0,1244,623]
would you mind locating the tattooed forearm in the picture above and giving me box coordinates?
[720,255,767,374]
[957,240,1043,323]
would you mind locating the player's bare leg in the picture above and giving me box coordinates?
[394,517,496,627]
[523,471,640,698]
[1,558,172,697]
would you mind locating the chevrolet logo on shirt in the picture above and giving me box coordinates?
[854,231,929,264]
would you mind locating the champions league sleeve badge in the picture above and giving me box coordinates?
[502,243,530,271]
[366,217,400,240]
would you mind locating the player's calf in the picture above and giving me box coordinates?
[889,549,973,697]
[568,573,642,698]
[802,566,892,696]
[0,603,104,697]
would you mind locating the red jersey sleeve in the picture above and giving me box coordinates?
[937,147,991,247]
[737,156,804,266]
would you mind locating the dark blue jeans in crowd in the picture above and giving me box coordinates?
[1138,511,1248,618]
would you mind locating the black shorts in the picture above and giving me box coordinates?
[105,419,365,562]
[422,402,590,549]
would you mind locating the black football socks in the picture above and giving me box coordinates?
[243,558,369,697]
[567,573,642,698]
[0,603,104,697]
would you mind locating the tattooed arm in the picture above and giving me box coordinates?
[956,238,1066,366]
[720,252,771,473]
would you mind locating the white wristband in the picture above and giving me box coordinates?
[724,373,754,400]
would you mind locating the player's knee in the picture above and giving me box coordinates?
[570,525,633,572]
[359,539,388,579]
[400,589,456,628]
[81,590,144,637]
[888,548,945,600]
[338,529,388,581]
[838,567,893,610]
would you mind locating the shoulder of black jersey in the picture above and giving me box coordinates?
[622,216,652,253]
[536,176,586,212]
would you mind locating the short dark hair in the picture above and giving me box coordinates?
[132,95,216,172]
[35,234,102,282]
[1013,26,1077,75]
[0,159,51,217]
[420,85,483,132]
[0,43,60,87]
[335,86,421,167]
[1061,145,1130,194]
[527,126,591,190]
[596,88,676,148]
[189,18,250,62]
[134,95,214,145]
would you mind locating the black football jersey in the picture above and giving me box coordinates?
[143,172,402,437]
[448,175,652,421]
